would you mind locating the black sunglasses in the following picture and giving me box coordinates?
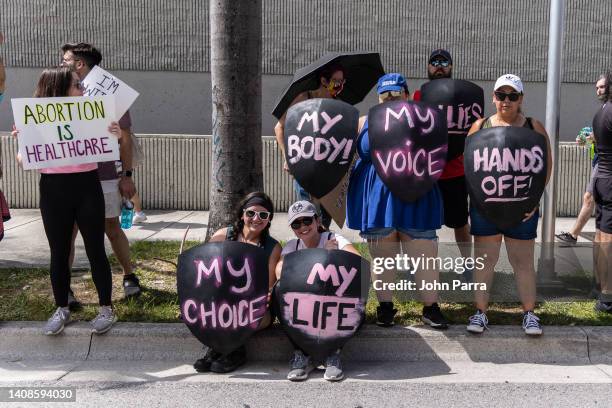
[290,217,314,230]
[494,91,521,102]
[244,209,271,220]
[430,59,450,67]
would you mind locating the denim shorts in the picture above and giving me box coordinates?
[360,227,438,241]
[470,206,539,240]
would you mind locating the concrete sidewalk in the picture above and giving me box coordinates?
[0,209,596,268]
[2,322,611,364]
[1,322,611,383]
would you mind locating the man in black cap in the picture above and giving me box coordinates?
[427,48,453,80]
[412,49,453,102]
[414,49,474,284]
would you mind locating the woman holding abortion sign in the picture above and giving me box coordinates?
[12,67,122,335]
[274,64,346,229]
[192,191,281,373]
[275,200,360,382]
[463,74,552,336]
[346,73,450,330]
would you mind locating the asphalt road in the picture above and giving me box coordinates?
[1,381,611,408]
[2,360,611,408]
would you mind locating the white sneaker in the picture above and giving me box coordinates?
[132,211,147,223]
[44,307,70,335]
[287,350,313,381]
[91,306,117,334]
[323,350,344,381]
[522,311,543,336]
[466,310,488,334]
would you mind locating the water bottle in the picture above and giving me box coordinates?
[576,126,592,145]
[120,199,134,229]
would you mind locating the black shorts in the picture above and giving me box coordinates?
[438,176,469,229]
[594,177,612,234]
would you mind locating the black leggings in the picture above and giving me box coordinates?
[40,171,112,307]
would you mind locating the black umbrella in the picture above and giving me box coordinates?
[271,51,385,119]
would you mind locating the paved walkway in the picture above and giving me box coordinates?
[0,209,596,268]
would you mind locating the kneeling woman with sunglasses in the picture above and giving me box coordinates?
[193,191,282,373]
[275,200,360,382]
[465,74,552,336]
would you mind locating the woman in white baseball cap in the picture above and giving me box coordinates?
[275,200,360,382]
[465,74,552,336]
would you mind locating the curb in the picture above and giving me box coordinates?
[3,322,610,364]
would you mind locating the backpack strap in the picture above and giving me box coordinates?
[225,225,236,241]
[479,116,490,130]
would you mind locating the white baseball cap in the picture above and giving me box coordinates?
[494,74,524,93]
[287,200,317,224]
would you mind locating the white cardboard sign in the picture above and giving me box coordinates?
[11,96,120,170]
[81,65,139,119]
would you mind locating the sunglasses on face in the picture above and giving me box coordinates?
[430,59,450,68]
[380,90,404,100]
[244,209,271,220]
[290,217,314,230]
[494,91,521,102]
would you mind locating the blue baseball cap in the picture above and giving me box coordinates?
[377,73,408,94]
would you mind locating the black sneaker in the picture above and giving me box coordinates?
[210,346,247,373]
[194,347,222,372]
[123,274,142,298]
[555,232,577,244]
[67,288,82,311]
[595,300,612,313]
[422,303,449,329]
[376,302,397,327]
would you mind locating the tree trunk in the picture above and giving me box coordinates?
[207,0,262,240]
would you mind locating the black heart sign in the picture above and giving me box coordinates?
[464,126,548,230]
[274,249,369,362]
[368,100,448,202]
[284,98,359,198]
[177,241,269,355]
[420,78,484,161]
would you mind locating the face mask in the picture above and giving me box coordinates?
[326,79,345,97]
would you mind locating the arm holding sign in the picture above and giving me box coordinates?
[522,119,552,222]
[117,113,136,199]
[268,244,281,290]
[274,92,310,172]
[208,227,229,243]
[531,119,552,185]
[358,115,367,133]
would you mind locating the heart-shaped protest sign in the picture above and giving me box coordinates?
[284,98,359,199]
[274,249,369,362]
[368,100,448,202]
[177,241,269,354]
[464,126,548,230]
[420,78,484,161]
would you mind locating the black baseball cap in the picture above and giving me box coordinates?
[429,49,452,65]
